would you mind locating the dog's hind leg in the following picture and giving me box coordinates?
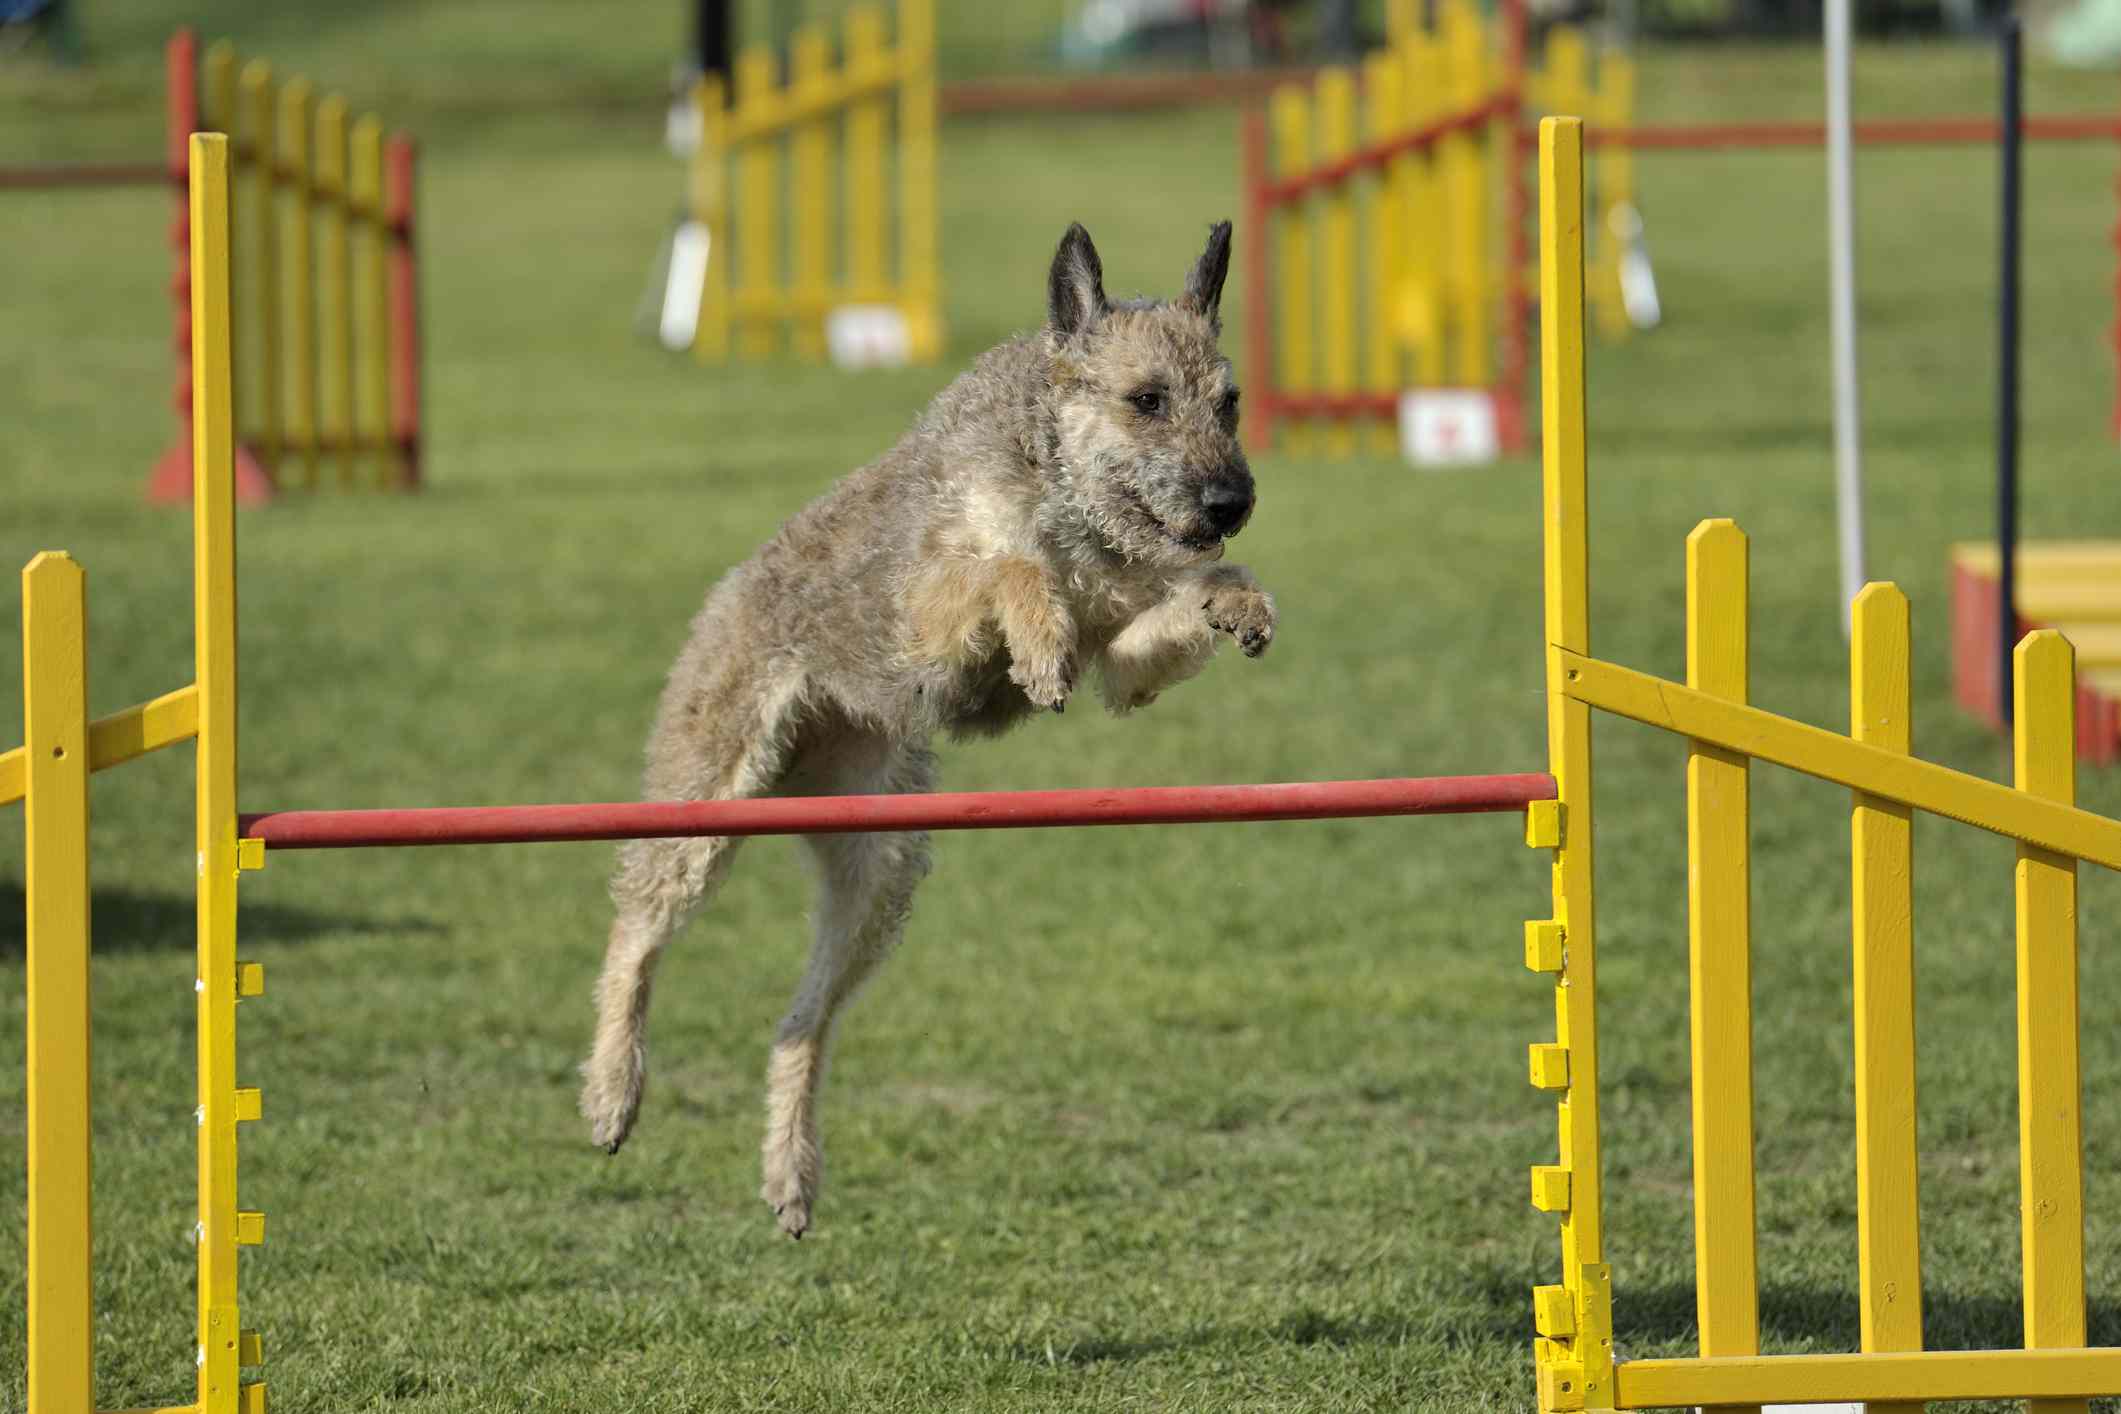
[760,739,935,1238]
[580,663,808,1155]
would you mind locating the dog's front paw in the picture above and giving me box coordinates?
[1008,650,1075,711]
[1204,584,1277,658]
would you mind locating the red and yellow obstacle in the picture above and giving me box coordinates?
[147,30,424,505]
[14,120,2121,1414]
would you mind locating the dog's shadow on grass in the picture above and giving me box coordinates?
[0,879,440,957]
[1008,1275,2121,1369]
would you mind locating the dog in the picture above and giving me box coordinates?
[579,220,1277,1237]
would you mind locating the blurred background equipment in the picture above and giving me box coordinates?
[1244,0,1640,461]
[680,0,942,366]
[144,30,423,504]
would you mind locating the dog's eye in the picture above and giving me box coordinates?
[1218,390,1240,420]
[1129,390,1164,416]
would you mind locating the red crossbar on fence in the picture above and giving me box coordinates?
[1256,95,1508,208]
[238,774,1557,849]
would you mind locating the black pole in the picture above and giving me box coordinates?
[694,0,731,82]
[1997,14,2023,727]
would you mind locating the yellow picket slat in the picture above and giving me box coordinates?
[316,95,355,487]
[1849,584,1924,1402]
[1400,34,1445,386]
[1316,66,1356,457]
[1684,519,1760,1392]
[1270,84,1313,454]
[24,553,92,1414]
[2014,631,2089,1414]
[1363,49,1403,456]
[351,114,392,486]
[791,26,834,361]
[240,62,281,464]
[844,7,888,303]
[736,46,780,356]
[280,78,318,487]
[897,0,941,359]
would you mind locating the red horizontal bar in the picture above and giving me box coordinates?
[238,774,1556,849]
[1260,95,1509,208]
[1587,115,2121,151]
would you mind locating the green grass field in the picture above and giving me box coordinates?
[6,9,2121,1410]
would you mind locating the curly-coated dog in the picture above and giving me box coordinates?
[580,220,1277,1237]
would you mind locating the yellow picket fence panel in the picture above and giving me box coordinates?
[1248,10,1634,454]
[150,31,422,502]
[689,0,942,364]
[1529,115,2120,1412]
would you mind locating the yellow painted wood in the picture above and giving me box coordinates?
[2014,631,2089,1414]
[1316,66,1356,457]
[101,1404,203,1414]
[844,8,887,304]
[897,0,942,359]
[0,682,200,806]
[236,961,266,998]
[1536,117,1614,1412]
[1848,583,1924,1405]
[1530,1043,1570,1089]
[1525,919,1565,972]
[236,1211,266,1246]
[235,1088,262,1123]
[279,79,317,487]
[690,75,731,363]
[187,132,249,1414]
[24,552,92,1414]
[1399,34,1445,387]
[1524,798,1562,847]
[1684,520,1760,1381]
[735,47,780,355]
[241,62,281,466]
[1270,84,1313,453]
[1616,1346,2121,1407]
[237,1384,264,1414]
[315,95,354,487]
[1442,0,1489,386]
[1534,1283,1576,1337]
[790,27,833,361]
[1363,50,1403,455]
[351,114,393,486]
[1531,1165,1571,1211]
[1386,0,1419,44]
[1556,648,2121,869]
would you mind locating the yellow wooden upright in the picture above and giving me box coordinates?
[1442,0,1490,387]
[897,0,942,359]
[845,7,888,303]
[735,45,780,358]
[1270,84,1313,454]
[24,553,92,1414]
[691,75,732,364]
[351,113,394,487]
[241,61,282,467]
[316,94,355,488]
[188,132,266,1414]
[1685,518,1761,1405]
[1850,582,1924,1408]
[791,26,833,361]
[1399,32,1445,387]
[280,79,318,489]
[1316,66,1356,456]
[2014,630,2089,1414]
[1363,49,1404,455]
[1533,116,1613,1414]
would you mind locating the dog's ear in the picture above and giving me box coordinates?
[1179,221,1232,330]
[1047,223,1108,338]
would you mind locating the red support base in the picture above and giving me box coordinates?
[1949,554,2121,762]
[147,442,278,506]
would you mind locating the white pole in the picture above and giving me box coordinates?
[1826,0,1866,634]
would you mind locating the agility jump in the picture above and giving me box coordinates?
[146,30,424,505]
[13,121,2121,1413]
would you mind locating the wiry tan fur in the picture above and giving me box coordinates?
[580,221,1276,1237]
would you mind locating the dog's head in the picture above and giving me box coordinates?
[1039,221,1253,568]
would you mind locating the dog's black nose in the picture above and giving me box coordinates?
[1200,479,1253,536]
